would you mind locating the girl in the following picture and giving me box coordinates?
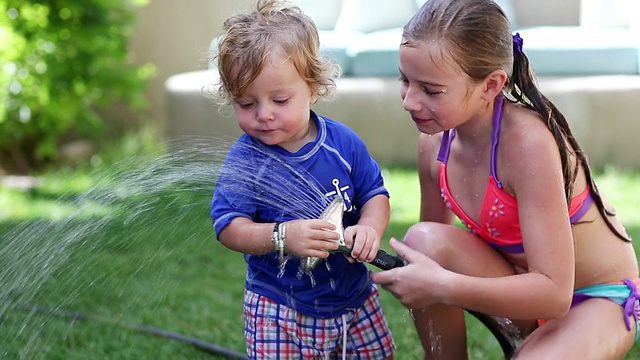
[371,0,639,358]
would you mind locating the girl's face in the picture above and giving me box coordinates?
[232,52,317,152]
[399,40,484,135]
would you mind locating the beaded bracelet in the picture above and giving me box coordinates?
[271,222,285,264]
[277,222,286,263]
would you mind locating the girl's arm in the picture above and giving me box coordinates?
[499,115,575,317]
[380,243,572,319]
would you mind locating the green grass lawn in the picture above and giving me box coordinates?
[1,157,640,359]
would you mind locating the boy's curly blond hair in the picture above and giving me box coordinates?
[212,0,340,104]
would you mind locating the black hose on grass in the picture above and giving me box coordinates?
[12,301,517,359]
[11,304,246,359]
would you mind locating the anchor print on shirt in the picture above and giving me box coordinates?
[324,178,354,212]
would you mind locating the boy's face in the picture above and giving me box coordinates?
[231,53,317,153]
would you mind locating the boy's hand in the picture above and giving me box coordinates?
[343,224,381,263]
[283,219,341,258]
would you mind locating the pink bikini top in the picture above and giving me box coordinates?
[437,95,593,254]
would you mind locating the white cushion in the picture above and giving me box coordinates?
[296,0,343,30]
[334,0,418,33]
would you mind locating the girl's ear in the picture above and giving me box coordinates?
[480,69,508,101]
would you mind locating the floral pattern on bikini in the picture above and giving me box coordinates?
[486,198,505,237]
[462,219,477,234]
[441,188,452,209]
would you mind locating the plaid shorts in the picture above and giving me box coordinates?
[243,286,395,359]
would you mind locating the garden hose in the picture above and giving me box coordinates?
[11,304,246,359]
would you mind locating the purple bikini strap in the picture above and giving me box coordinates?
[490,95,505,189]
[438,94,504,169]
[569,192,594,224]
[437,130,453,163]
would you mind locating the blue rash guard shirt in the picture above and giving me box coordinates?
[210,111,389,318]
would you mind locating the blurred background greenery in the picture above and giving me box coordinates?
[1,1,640,359]
[0,0,243,176]
[0,0,155,174]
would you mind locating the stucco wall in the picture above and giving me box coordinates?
[512,0,579,27]
[129,0,252,130]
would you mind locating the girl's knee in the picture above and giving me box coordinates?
[403,222,457,262]
[403,222,513,275]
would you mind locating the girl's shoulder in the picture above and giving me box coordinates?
[498,103,566,191]
[499,103,557,158]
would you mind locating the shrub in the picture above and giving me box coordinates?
[0,0,155,173]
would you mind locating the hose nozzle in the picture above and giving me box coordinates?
[300,197,346,272]
[300,197,406,272]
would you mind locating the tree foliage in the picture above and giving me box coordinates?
[0,0,154,173]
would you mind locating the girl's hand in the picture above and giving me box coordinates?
[344,224,381,263]
[283,219,341,258]
[370,238,447,308]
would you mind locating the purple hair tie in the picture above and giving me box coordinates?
[512,32,523,59]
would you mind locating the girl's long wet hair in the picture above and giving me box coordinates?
[403,0,629,241]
